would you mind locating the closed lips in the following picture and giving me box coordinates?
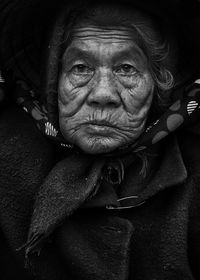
[86,120,116,128]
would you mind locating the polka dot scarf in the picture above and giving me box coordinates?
[15,78,200,156]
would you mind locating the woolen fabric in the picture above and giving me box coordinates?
[0,105,200,279]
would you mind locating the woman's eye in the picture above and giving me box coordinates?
[115,64,138,75]
[71,64,93,75]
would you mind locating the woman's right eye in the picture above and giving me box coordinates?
[71,64,94,75]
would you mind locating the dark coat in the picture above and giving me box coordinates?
[0,104,200,280]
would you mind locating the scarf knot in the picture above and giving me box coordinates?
[103,159,125,185]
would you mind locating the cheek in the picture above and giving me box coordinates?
[58,73,89,117]
[120,73,154,115]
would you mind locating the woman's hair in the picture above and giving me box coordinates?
[60,1,176,110]
[130,23,174,103]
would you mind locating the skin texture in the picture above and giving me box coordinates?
[58,26,154,154]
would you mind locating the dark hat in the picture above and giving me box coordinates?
[0,0,200,90]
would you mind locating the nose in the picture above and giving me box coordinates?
[87,71,121,109]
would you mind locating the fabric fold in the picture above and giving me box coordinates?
[25,154,105,258]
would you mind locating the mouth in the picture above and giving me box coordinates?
[84,120,117,135]
[86,120,116,128]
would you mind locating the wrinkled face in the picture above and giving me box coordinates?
[58,25,154,154]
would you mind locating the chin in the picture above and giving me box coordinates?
[76,137,121,154]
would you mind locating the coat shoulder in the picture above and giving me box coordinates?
[0,105,54,192]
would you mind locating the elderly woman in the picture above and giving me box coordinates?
[0,0,200,279]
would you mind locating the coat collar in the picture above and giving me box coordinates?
[84,135,187,210]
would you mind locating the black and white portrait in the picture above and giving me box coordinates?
[0,0,200,279]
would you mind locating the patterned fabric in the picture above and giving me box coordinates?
[15,80,73,149]
[15,79,200,156]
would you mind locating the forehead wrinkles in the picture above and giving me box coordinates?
[71,25,135,41]
[62,25,148,68]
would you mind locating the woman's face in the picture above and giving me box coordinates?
[58,26,154,154]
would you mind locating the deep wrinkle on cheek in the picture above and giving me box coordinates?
[118,72,153,111]
[59,81,93,117]
[59,72,85,102]
[58,76,73,105]
[128,81,152,103]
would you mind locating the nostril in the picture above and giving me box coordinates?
[107,101,119,108]
[90,100,100,107]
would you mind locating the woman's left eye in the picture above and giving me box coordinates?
[114,64,138,75]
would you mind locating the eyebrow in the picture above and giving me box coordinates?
[62,47,94,64]
[62,44,146,65]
